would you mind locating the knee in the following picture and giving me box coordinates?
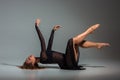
[73,37,79,45]
[79,40,87,47]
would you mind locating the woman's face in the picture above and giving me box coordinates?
[25,55,36,65]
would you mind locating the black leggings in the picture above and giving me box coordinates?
[35,24,84,69]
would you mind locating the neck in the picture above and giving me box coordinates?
[35,57,40,63]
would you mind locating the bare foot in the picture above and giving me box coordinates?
[97,43,110,49]
[86,24,100,34]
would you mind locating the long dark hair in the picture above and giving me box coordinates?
[19,62,44,70]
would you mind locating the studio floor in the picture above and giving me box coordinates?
[0,60,120,80]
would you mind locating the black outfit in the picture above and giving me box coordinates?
[35,24,85,70]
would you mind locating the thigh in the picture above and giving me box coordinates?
[65,38,75,67]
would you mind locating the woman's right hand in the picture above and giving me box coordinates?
[35,19,41,26]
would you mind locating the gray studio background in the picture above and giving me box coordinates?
[0,0,119,65]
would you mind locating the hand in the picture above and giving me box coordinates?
[53,25,61,31]
[35,19,41,26]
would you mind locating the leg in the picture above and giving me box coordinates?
[69,24,100,68]
[73,41,86,70]
[79,40,110,49]
[68,24,109,70]
[73,24,100,44]
[65,39,85,70]
[65,39,75,68]
[72,24,102,63]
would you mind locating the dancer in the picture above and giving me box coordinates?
[21,19,110,70]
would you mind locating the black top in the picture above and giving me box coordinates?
[35,24,65,64]
[35,24,86,69]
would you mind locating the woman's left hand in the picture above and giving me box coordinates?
[53,25,61,31]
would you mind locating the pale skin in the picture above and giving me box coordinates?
[72,24,110,61]
[25,19,110,66]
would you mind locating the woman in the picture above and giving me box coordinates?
[21,19,110,70]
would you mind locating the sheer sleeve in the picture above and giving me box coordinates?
[47,29,55,51]
[35,24,46,52]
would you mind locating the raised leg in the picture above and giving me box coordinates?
[71,24,100,67]
[73,24,100,45]
[71,24,110,70]
[80,41,110,49]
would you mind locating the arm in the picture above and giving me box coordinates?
[35,19,46,52]
[47,25,61,51]
[47,29,55,51]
